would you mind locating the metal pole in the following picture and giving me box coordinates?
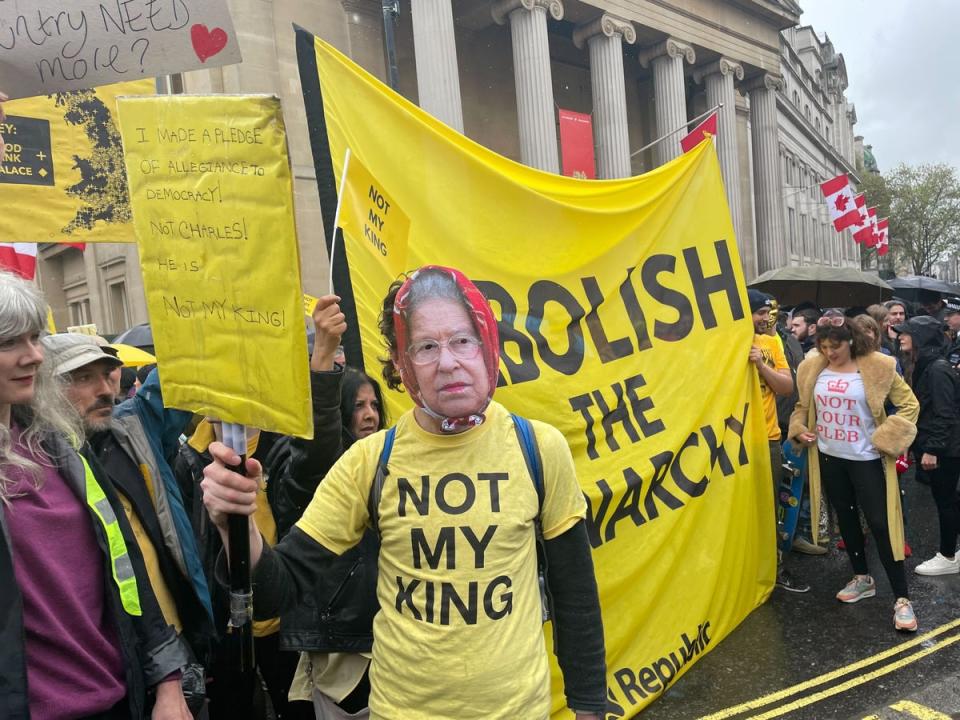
[382,0,401,91]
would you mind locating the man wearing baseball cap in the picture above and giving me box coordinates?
[943,297,960,369]
[44,333,215,712]
[748,290,809,592]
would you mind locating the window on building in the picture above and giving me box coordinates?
[789,207,798,255]
[69,299,91,326]
[793,90,800,106]
[108,281,130,333]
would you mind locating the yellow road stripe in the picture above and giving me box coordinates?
[698,618,960,720]
[889,700,953,720]
[860,715,881,720]
[746,632,960,719]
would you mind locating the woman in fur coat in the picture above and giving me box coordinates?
[789,310,920,631]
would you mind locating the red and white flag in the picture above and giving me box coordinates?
[876,218,890,256]
[680,112,718,153]
[820,174,860,231]
[0,243,37,280]
[849,195,870,241]
[855,207,880,247]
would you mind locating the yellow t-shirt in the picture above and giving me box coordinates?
[754,333,788,440]
[295,401,587,720]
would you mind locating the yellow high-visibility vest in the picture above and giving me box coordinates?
[81,456,142,617]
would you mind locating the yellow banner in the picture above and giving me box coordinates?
[306,37,774,717]
[116,95,312,438]
[0,79,154,243]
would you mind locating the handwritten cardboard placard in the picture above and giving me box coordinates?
[0,1,242,99]
[117,94,312,438]
[0,79,154,243]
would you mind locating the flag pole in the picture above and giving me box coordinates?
[328,147,352,296]
[630,103,722,158]
[224,422,255,675]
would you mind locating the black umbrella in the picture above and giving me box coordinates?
[748,266,893,308]
[113,323,154,350]
[887,275,960,301]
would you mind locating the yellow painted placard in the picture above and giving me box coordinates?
[306,36,774,717]
[338,153,409,281]
[117,94,311,438]
[0,79,154,243]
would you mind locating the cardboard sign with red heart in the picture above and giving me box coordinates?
[0,1,243,100]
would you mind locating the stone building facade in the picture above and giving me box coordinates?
[37,0,868,333]
[777,26,861,271]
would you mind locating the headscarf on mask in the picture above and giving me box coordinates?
[392,266,500,433]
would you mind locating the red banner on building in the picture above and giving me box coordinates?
[558,109,596,179]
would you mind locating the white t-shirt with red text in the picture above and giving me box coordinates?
[815,370,880,461]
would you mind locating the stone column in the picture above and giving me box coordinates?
[411,0,464,132]
[745,73,786,273]
[492,0,564,173]
[694,58,744,252]
[638,38,696,166]
[573,14,636,179]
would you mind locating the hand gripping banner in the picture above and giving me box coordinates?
[296,28,775,717]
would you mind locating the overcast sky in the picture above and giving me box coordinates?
[797,0,960,173]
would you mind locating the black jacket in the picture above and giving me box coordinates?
[269,368,379,654]
[907,316,960,458]
[1,429,187,719]
[946,335,960,370]
[88,431,217,666]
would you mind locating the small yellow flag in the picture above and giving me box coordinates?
[338,154,410,281]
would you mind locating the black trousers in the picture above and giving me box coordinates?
[207,632,313,720]
[918,456,960,557]
[820,453,909,599]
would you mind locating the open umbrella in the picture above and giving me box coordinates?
[748,266,893,308]
[887,275,960,301]
[112,322,153,349]
[109,344,157,368]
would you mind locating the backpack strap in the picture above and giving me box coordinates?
[510,413,554,625]
[511,413,544,515]
[368,426,397,536]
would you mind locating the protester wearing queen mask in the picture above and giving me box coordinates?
[790,309,920,632]
[201,266,606,719]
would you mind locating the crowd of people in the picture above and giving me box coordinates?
[750,289,960,633]
[4,250,960,718]
[0,266,606,720]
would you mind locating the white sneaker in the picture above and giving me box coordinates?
[914,552,960,576]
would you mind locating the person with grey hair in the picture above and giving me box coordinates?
[0,272,191,719]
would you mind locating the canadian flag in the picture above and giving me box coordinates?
[820,174,860,231]
[680,112,718,153]
[849,197,871,243]
[876,218,890,256]
[867,207,880,247]
[0,243,37,280]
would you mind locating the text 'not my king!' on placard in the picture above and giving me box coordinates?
[116,94,312,438]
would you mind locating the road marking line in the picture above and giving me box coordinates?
[860,715,881,720]
[698,618,960,720]
[745,632,960,719]
[889,700,953,720]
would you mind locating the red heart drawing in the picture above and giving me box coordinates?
[191,24,228,63]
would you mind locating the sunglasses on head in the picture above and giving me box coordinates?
[817,315,845,327]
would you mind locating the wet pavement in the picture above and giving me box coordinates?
[639,469,960,719]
